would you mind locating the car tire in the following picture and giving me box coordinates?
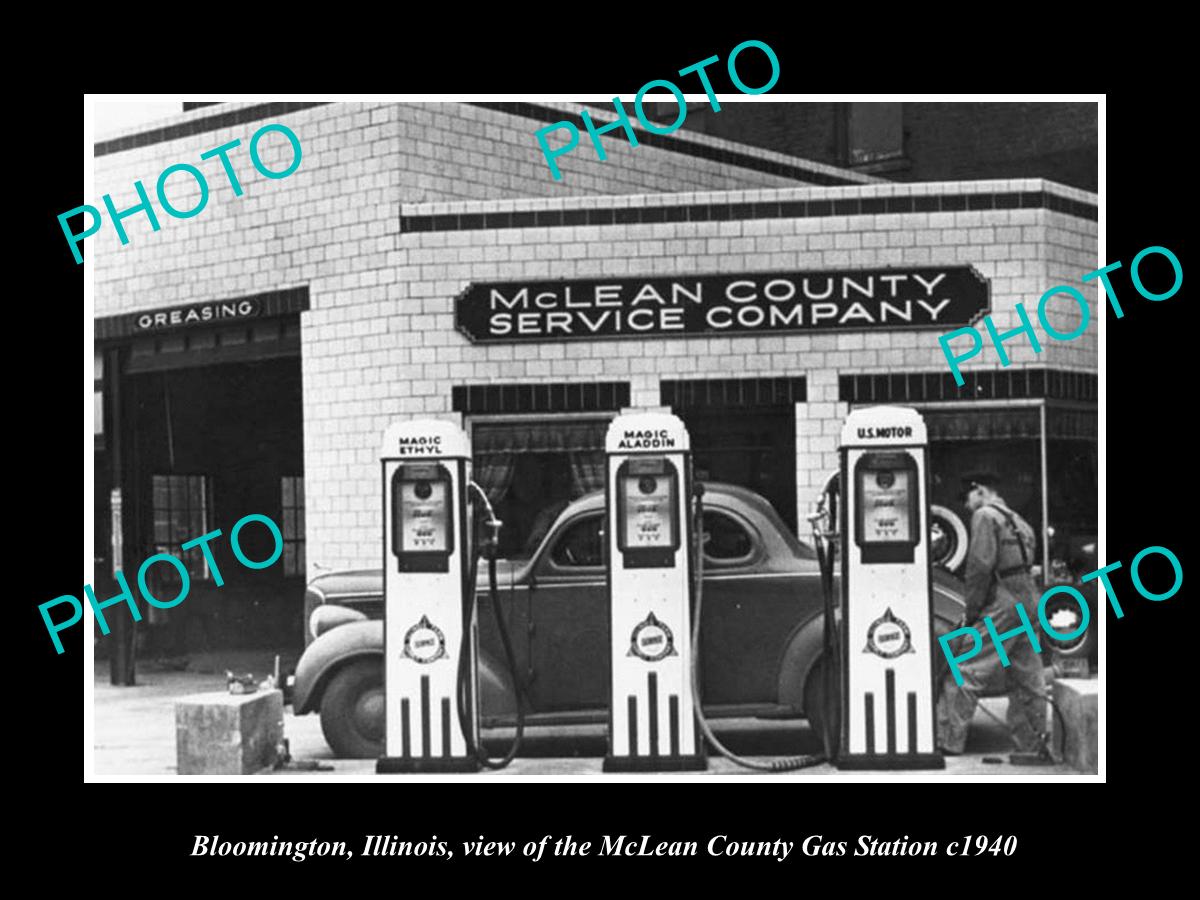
[319,658,385,759]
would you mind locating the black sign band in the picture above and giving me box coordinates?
[456,268,989,344]
[132,298,262,333]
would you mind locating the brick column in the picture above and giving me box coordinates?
[795,369,848,531]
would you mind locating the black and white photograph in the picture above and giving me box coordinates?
[79,93,1105,782]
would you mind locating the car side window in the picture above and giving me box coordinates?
[701,511,756,566]
[550,514,604,568]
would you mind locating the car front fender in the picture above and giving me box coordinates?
[292,617,383,715]
[478,653,517,725]
[777,587,967,712]
[776,613,825,713]
[293,610,518,720]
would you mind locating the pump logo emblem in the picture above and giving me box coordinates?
[864,607,915,659]
[402,615,447,664]
[628,612,677,662]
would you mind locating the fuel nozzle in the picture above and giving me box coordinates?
[468,481,503,559]
[482,515,503,560]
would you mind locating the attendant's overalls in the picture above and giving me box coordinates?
[936,502,1047,753]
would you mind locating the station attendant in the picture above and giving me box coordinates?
[936,473,1048,757]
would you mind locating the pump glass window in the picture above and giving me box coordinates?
[861,468,913,543]
[389,463,455,573]
[854,452,920,564]
[550,514,604,568]
[397,475,449,551]
[701,511,755,564]
[621,470,675,550]
[151,474,212,579]
[614,458,680,569]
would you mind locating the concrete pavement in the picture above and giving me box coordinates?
[93,653,1078,778]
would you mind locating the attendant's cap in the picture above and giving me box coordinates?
[960,471,1001,501]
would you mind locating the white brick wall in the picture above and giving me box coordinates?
[93,101,869,319]
[298,179,1097,572]
[794,371,848,527]
[92,106,1097,579]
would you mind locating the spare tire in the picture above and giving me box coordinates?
[930,505,969,572]
[819,470,968,573]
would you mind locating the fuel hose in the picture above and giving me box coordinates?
[812,506,841,762]
[942,640,1067,764]
[689,483,827,772]
[455,482,526,769]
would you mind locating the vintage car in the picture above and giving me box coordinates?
[293,483,979,758]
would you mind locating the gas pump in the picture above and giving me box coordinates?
[377,419,479,773]
[603,411,705,772]
[836,406,944,770]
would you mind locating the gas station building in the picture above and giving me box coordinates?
[92,101,1098,653]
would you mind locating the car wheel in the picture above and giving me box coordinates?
[930,505,969,572]
[319,658,385,759]
[803,655,841,751]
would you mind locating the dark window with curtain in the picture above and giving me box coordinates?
[470,418,611,558]
[921,408,1044,558]
[1046,407,1098,575]
[281,476,306,577]
[151,474,212,579]
[843,102,905,165]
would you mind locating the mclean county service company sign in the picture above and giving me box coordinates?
[455,268,989,343]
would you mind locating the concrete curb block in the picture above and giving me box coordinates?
[1051,678,1097,774]
[176,689,284,775]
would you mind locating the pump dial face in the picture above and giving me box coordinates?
[861,469,911,543]
[623,474,674,548]
[401,480,448,551]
